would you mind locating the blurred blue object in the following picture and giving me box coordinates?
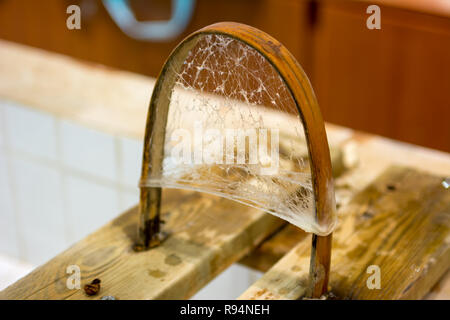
[103,0,195,42]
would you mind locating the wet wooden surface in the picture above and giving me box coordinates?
[0,189,283,299]
[240,166,450,299]
[241,131,450,277]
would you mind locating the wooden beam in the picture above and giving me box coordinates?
[0,141,347,300]
[0,189,284,299]
[425,270,450,300]
[239,166,450,299]
[240,130,450,273]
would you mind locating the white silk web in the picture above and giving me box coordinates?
[142,34,335,235]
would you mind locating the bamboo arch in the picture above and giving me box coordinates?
[137,22,335,298]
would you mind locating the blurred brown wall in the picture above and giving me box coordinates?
[313,1,450,153]
[0,0,449,152]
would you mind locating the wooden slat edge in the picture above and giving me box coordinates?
[0,189,282,300]
[239,166,450,300]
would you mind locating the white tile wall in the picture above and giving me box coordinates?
[3,102,57,160]
[0,103,4,147]
[65,174,120,244]
[11,156,67,265]
[0,254,34,291]
[118,136,142,188]
[0,150,20,257]
[60,120,117,182]
[119,190,139,213]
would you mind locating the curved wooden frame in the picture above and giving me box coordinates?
[137,22,334,298]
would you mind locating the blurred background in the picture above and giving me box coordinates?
[1,0,448,151]
[0,0,449,297]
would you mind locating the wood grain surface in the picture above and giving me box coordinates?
[239,166,450,299]
[0,189,283,299]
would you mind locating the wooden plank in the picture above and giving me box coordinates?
[240,131,450,299]
[425,270,450,300]
[240,130,450,272]
[239,166,450,299]
[0,189,284,299]
[240,224,308,272]
[0,141,347,300]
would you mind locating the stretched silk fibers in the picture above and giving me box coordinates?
[141,34,336,236]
